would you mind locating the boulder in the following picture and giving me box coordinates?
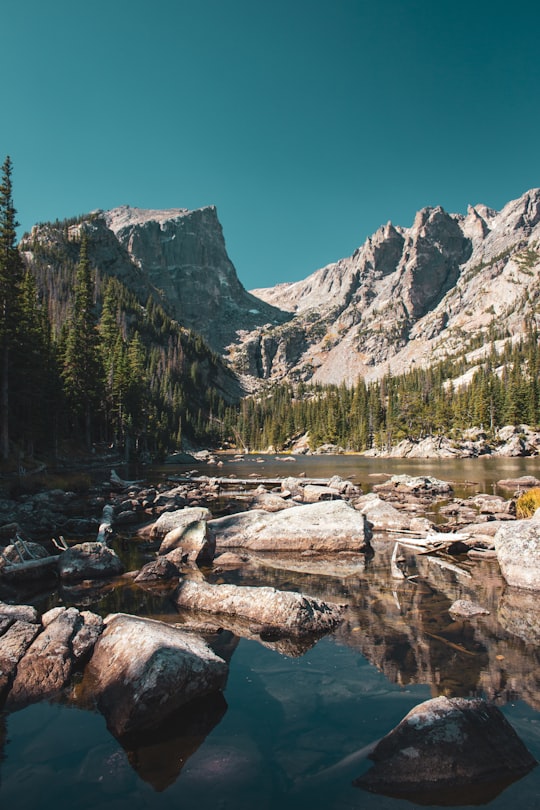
[494,511,540,589]
[7,608,85,707]
[175,580,343,637]
[356,493,430,533]
[449,599,490,618]
[249,490,294,512]
[150,506,212,541]
[159,519,215,564]
[57,542,124,582]
[208,500,371,552]
[497,475,540,491]
[355,696,536,803]
[81,613,228,736]
[373,474,453,495]
[0,619,41,701]
[134,556,181,582]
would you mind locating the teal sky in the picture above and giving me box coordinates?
[2,0,539,289]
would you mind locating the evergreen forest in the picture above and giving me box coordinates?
[1,156,539,464]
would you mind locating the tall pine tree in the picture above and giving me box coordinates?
[62,232,104,448]
[0,157,24,460]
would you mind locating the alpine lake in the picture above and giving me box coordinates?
[2,454,540,810]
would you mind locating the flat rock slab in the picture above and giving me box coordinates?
[355,696,536,804]
[81,613,228,737]
[175,580,343,637]
[494,512,540,590]
[208,500,370,552]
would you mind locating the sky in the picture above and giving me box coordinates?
[2,0,539,289]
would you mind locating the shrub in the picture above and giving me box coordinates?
[515,487,540,518]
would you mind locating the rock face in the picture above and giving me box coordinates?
[175,580,343,637]
[245,188,540,386]
[355,696,537,803]
[81,613,228,737]
[494,511,540,589]
[101,206,288,354]
[208,500,371,552]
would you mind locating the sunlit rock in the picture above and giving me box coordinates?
[208,500,371,552]
[80,613,228,737]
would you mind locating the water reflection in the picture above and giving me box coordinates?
[118,692,228,792]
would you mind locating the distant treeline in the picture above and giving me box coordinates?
[224,328,540,451]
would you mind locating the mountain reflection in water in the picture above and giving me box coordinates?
[2,456,540,808]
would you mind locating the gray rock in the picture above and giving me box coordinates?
[150,506,212,541]
[58,542,124,582]
[355,696,536,802]
[0,620,41,701]
[7,608,82,707]
[81,613,228,736]
[494,511,540,589]
[0,601,39,624]
[356,493,430,533]
[134,556,181,582]
[449,599,490,618]
[208,500,371,552]
[158,519,215,564]
[175,580,343,637]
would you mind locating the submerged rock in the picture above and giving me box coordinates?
[355,696,536,804]
[175,580,343,637]
[208,500,371,552]
[80,613,228,737]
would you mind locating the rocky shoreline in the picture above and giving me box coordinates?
[1,464,540,799]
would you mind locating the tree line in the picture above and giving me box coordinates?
[2,155,539,463]
[0,157,233,464]
[224,330,540,452]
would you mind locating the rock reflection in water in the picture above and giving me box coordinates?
[118,692,228,792]
[222,538,540,713]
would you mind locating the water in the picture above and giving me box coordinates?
[2,455,540,809]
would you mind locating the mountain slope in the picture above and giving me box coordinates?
[244,189,540,384]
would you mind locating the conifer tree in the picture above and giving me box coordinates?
[0,157,24,459]
[62,232,104,448]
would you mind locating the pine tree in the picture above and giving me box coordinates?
[62,232,104,448]
[0,157,24,460]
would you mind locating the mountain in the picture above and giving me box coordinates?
[22,190,540,396]
[23,204,289,357]
[243,189,540,385]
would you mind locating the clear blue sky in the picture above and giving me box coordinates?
[2,0,539,289]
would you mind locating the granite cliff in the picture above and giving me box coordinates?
[246,188,540,385]
[22,190,540,392]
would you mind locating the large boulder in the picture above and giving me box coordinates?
[208,500,371,552]
[356,493,430,534]
[158,518,215,564]
[150,506,212,541]
[175,580,343,637]
[57,542,124,582]
[494,510,540,589]
[0,619,40,702]
[80,613,228,737]
[355,696,536,803]
[7,607,103,708]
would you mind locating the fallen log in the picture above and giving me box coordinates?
[0,555,59,582]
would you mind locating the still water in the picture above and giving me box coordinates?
[2,455,540,809]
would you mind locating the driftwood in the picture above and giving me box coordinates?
[0,555,59,582]
[96,504,115,545]
[109,470,143,491]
